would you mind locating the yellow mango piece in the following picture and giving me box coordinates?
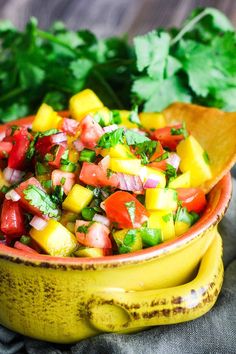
[109,158,141,175]
[168,171,191,189]
[118,110,138,129]
[32,103,62,132]
[177,135,212,187]
[175,221,191,237]
[101,144,135,159]
[148,210,175,241]
[139,112,166,130]
[74,247,105,257]
[113,229,143,253]
[140,166,166,188]
[0,170,9,188]
[145,188,178,211]
[30,220,77,257]
[62,184,93,213]
[69,89,104,121]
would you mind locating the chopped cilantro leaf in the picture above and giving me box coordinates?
[125,201,136,225]
[154,151,169,162]
[162,213,172,223]
[125,130,150,145]
[170,123,188,138]
[203,151,210,164]
[128,106,141,126]
[111,110,122,124]
[165,163,177,179]
[39,129,59,137]
[135,140,157,164]
[23,185,59,218]
[51,185,64,204]
[77,225,89,234]
[98,128,124,149]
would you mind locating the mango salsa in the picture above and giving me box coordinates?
[62,184,93,213]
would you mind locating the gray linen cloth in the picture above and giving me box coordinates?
[0,177,235,354]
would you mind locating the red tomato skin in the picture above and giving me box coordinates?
[48,145,67,168]
[79,162,119,188]
[51,170,75,195]
[7,129,31,170]
[151,124,185,151]
[0,141,13,158]
[149,142,164,162]
[148,160,167,171]
[15,177,47,217]
[104,191,149,229]
[61,118,79,136]
[176,188,207,214]
[1,199,25,236]
[75,220,112,248]
[79,116,104,149]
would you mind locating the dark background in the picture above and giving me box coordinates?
[0,0,235,37]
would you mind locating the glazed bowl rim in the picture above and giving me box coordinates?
[0,115,232,268]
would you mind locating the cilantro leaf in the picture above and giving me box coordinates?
[128,107,141,126]
[135,140,157,164]
[165,164,177,179]
[125,201,136,226]
[125,130,150,145]
[97,128,124,148]
[23,185,60,218]
[171,122,188,138]
[203,151,210,165]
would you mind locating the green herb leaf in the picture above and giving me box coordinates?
[125,130,150,145]
[203,151,210,164]
[23,185,59,218]
[125,201,136,226]
[171,122,188,138]
[97,128,124,148]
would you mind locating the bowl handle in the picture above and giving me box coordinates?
[88,232,223,332]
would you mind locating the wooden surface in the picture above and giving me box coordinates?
[0,0,235,37]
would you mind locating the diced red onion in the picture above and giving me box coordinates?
[0,132,6,142]
[117,173,143,192]
[93,214,110,227]
[143,175,161,189]
[98,155,110,171]
[167,153,180,170]
[51,132,67,144]
[29,216,48,231]
[73,139,85,152]
[3,167,24,184]
[103,124,118,133]
[5,189,21,202]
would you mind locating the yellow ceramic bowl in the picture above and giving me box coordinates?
[0,117,232,343]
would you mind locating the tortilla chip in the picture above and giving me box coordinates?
[163,102,236,193]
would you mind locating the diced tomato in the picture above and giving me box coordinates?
[49,145,67,168]
[14,241,38,254]
[60,118,79,136]
[79,162,119,188]
[104,191,149,229]
[15,177,46,217]
[1,199,25,236]
[151,124,186,150]
[79,116,104,149]
[148,160,167,171]
[7,128,32,170]
[75,220,112,248]
[35,133,67,156]
[150,142,164,162]
[0,141,13,158]
[176,188,207,214]
[51,170,76,195]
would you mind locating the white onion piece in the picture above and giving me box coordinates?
[51,132,67,144]
[103,124,118,133]
[0,132,6,142]
[3,167,24,184]
[5,190,21,201]
[117,173,143,192]
[93,214,110,227]
[98,155,110,171]
[143,175,161,189]
[167,153,180,170]
[30,216,48,231]
[73,140,85,152]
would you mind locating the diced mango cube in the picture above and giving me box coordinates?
[74,247,105,257]
[30,220,77,257]
[32,103,62,132]
[118,110,139,129]
[148,210,175,241]
[113,229,143,254]
[69,89,104,121]
[139,112,166,130]
[101,144,135,159]
[0,170,9,189]
[175,221,190,237]
[62,184,93,213]
[168,171,191,189]
[145,188,178,211]
[109,158,141,175]
[140,166,166,188]
[177,135,212,187]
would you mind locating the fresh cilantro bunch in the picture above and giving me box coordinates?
[132,7,236,111]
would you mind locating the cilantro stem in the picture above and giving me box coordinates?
[170,8,210,46]
[0,87,26,103]
[36,29,78,55]
[92,69,123,109]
